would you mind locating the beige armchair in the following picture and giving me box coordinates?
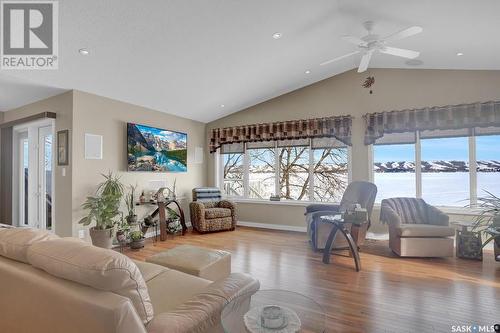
[190,188,236,233]
[380,198,454,257]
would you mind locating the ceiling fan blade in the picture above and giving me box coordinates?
[383,26,423,43]
[358,50,374,73]
[341,35,366,46]
[320,51,360,66]
[380,46,420,59]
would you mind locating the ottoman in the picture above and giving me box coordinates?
[146,244,231,281]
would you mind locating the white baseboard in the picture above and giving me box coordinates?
[237,220,306,233]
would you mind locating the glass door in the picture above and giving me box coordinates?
[38,126,53,230]
[14,121,54,230]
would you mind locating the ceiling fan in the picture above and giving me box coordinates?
[320,21,423,73]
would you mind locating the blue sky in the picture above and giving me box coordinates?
[374,135,500,162]
[136,124,187,143]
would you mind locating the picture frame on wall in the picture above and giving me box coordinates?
[57,130,69,165]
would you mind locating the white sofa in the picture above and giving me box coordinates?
[0,228,259,333]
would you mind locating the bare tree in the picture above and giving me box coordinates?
[240,147,348,201]
[223,154,244,195]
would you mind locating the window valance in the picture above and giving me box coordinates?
[364,101,500,145]
[210,116,352,153]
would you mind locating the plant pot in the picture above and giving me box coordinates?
[126,215,138,224]
[130,238,145,250]
[116,230,127,243]
[455,229,483,260]
[89,227,114,249]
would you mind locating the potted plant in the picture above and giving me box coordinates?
[472,191,500,261]
[125,184,138,224]
[166,207,182,234]
[78,172,124,248]
[116,214,130,244]
[129,230,145,250]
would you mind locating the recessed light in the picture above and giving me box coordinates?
[220,104,225,108]
[305,70,311,74]
[456,52,464,56]
[272,32,282,39]
[78,48,89,55]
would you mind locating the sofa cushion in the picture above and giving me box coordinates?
[146,245,231,281]
[27,237,154,324]
[0,228,59,263]
[396,224,455,237]
[205,208,231,219]
[133,259,168,282]
[146,268,212,314]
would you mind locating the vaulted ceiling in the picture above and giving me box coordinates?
[2,0,500,121]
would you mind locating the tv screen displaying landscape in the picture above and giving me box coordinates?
[127,123,187,172]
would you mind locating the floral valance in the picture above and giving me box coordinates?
[364,101,500,145]
[210,116,352,153]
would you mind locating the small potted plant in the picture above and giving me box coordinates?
[125,184,138,224]
[78,172,124,248]
[129,230,145,250]
[472,191,500,261]
[116,214,130,244]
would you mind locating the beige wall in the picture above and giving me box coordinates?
[3,90,207,238]
[72,91,207,238]
[3,92,74,236]
[207,69,500,231]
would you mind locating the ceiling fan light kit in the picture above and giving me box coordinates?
[321,21,423,73]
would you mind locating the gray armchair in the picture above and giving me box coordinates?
[380,198,454,257]
[305,181,377,251]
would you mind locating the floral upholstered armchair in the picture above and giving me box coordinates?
[189,188,237,233]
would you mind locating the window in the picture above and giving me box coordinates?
[221,141,350,202]
[372,131,500,206]
[313,147,348,202]
[476,135,500,198]
[421,136,469,206]
[373,144,415,201]
[222,153,244,196]
[279,146,310,200]
[248,148,275,199]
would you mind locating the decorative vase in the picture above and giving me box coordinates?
[455,228,483,260]
[89,227,114,249]
[130,238,145,250]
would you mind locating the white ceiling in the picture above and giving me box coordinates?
[2,0,500,121]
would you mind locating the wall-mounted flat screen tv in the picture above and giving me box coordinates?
[127,123,187,172]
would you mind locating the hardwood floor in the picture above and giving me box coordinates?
[125,227,500,333]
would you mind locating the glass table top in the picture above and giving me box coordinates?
[221,289,326,333]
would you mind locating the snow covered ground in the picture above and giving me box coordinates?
[375,172,500,206]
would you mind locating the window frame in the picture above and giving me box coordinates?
[370,130,493,207]
[219,141,352,203]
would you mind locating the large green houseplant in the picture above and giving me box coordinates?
[78,172,124,248]
[472,191,500,261]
